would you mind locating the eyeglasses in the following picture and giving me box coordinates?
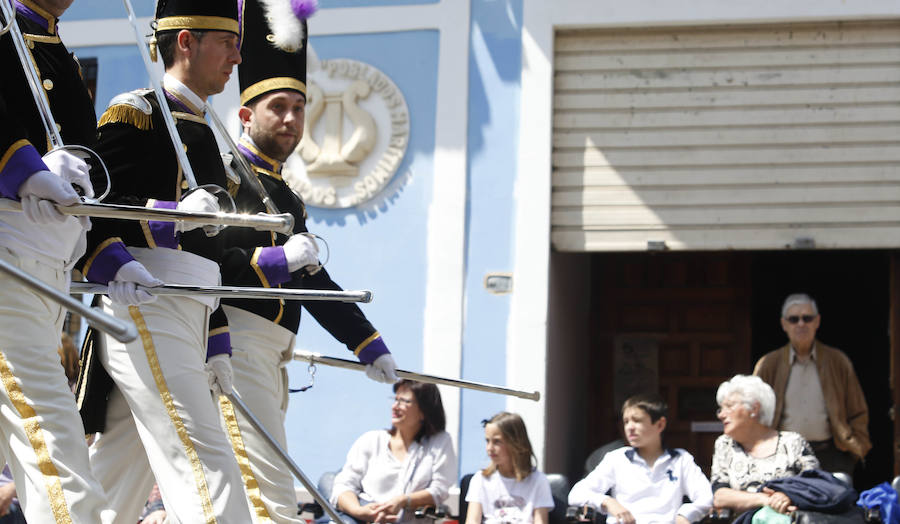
[784,315,817,324]
[390,396,414,406]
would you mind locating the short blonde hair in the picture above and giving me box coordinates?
[716,375,775,427]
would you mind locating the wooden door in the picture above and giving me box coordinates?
[588,252,752,475]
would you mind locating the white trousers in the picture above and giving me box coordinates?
[0,247,111,523]
[88,295,252,524]
[221,306,301,524]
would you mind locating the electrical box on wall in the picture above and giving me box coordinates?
[484,273,512,295]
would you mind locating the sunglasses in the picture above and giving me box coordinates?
[784,315,817,324]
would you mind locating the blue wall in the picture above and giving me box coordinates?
[66,0,154,20]
[285,29,439,482]
[327,0,438,6]
[459,0,523,478]
[65,0,439,18]
[71,45,148,112]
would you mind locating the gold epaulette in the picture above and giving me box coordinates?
[98,104,152,130]
[98,91,154,130]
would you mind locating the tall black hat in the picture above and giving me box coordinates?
[150,0,241,61]
[238,0,313,106]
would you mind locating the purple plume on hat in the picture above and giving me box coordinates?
[290,0,318,19]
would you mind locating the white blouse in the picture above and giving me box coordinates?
[331,429,457,518]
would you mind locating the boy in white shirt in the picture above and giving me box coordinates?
[568,395,713,524]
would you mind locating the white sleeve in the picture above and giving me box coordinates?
[464,471,486,504]
[676,452,714,523]
[330,431,377,505]
[567,454,615,509]
[425,432,458,505]
[531,472,555,510]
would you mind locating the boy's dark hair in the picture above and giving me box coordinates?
[156,30,207,68]
[622,393,668,423]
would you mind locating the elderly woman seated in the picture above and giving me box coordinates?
[329,380,457,524]
[711,375,819,516]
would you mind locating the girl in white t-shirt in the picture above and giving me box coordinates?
[465,412,554,524]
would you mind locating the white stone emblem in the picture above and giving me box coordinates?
[285,58,410,208]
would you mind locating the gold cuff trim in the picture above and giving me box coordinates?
[219,397,273,521]
[208,326,229,338]
[81,237,125,279]
[240,78,306,106]
[250,248,272,288]
[129,306,217,524]
[0,139,31,175]
[156,16,239,35]
[354,331,382,356]
[0,350,71,522]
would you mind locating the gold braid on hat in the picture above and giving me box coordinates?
[148,19,159,62]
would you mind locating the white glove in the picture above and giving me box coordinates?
[283,234,319,273]
[18,171,80,224]
[365,354,399,384]
[43,149,94,199]
[176,188,219,232]
[206,354,233,396]
[107,260,163,306]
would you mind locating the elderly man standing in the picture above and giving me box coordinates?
[753,293,870,478]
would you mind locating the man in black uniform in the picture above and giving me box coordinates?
[0,0,113,521]
[218,1,398,520]
[76,0,252,521]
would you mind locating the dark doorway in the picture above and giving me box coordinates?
[551,250,894,489]
[576,251,753,479]
[750,250,892,490]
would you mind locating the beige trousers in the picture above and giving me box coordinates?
[221,305,302,524]
[88,295,252,524]
[0,247,112,523]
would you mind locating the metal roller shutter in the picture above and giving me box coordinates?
[551,21,900,251]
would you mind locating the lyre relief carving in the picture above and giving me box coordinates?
[300,80,377,181]
[284,58,410,209]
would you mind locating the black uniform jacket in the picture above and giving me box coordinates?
[220,148,378,353]
[0,3,96,192]
[78,88,230,340]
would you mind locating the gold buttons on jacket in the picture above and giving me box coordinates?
[43,79,53,91]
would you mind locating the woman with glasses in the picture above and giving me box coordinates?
[710,375,819,516]
[330,380,457,523]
